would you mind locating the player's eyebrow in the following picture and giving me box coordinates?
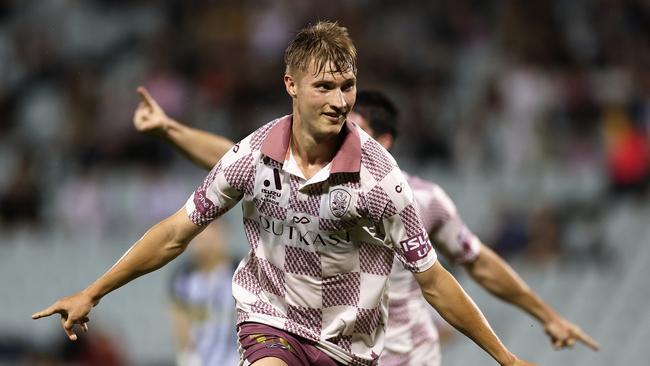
[342,78,356,86]
[312,74,357,86]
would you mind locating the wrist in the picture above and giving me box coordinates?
[535,303,559,326]
[519,291,556,325]
[159,117,182,141]
[81,287,102,306]
[163,117,180,133]
[498,352,517,366]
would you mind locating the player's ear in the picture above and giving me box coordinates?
[284,73,297,98]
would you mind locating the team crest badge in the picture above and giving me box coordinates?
[329,189,351,218]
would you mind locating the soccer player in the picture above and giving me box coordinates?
[33,21,533,366]
[169,221,239,366]
[132,88,599,365]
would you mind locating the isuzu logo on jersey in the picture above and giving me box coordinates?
[260,168,283,205]
[329,188,351,218]
[400,232,432,262]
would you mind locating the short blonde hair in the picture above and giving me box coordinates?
[284,21,357,76]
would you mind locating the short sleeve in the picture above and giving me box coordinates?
[185,137,256,226]
[360,143,437,273]
[384,191,438,273]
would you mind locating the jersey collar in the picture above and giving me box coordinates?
[261,114,361,174]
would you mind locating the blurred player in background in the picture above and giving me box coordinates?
[169,221,239,366]
[33,21,534,366]
[133,88,598,366]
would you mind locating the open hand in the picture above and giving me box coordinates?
[133,86,172,136]
[32,292,94,341]
[544,317,599,351]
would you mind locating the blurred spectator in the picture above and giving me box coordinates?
[527,206,563,262]
[489,205,530,258]
[0,149,43,229]
[0,327,128,366]
[604,109,649,197]
[169,221,238,366]
[55,164,107,238]
[58,328,128,366]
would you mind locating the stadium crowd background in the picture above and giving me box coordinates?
[0,0,648,365]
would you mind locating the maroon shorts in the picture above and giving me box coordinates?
[238,322,343,366]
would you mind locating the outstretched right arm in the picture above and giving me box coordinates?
[32,208,205,341]
[134,87,235,170]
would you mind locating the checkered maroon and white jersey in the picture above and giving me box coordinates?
[404,173,480,265]
[185,115,437,366]
[380,173,480,366]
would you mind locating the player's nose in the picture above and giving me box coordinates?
[329,89,347,112]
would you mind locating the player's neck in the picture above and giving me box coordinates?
[290,117,341,180]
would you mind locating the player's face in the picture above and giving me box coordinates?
[285,60,356,139]
[347,111,374,136]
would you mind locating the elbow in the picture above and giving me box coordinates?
[419,282,440,304]
[164,239,190,258]
[415,262,454,306]
[464,256,490,284]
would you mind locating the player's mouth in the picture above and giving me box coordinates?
[322,112,345,123]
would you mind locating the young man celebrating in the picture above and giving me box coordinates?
[33,22,532,366]
[133,88,599,366]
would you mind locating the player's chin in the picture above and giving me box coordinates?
[323,120,346,135]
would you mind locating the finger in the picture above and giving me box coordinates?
[135,119,157,132]
[77,316,90,333]
[574,329,600,351]
[134,108,149,121]
[61,317,77,341]
[137,86,158,111]
[566,338,576,348]
[135,102,154,115]
[32,305,59,319]
[135,102,146,113]
[553,339,563,350]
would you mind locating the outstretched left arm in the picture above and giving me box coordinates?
[463,244,599,351]
[414,262,534,366]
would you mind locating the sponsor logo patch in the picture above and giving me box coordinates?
[193,189,214,214]
[399,232,433,262]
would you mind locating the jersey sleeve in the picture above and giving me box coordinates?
[428,186,481,264]
[385,178,437,273]
[185,137,256,226]
[360,144,437,273]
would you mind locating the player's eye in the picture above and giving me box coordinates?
[342,82,355,92]
[316,84,332,91]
